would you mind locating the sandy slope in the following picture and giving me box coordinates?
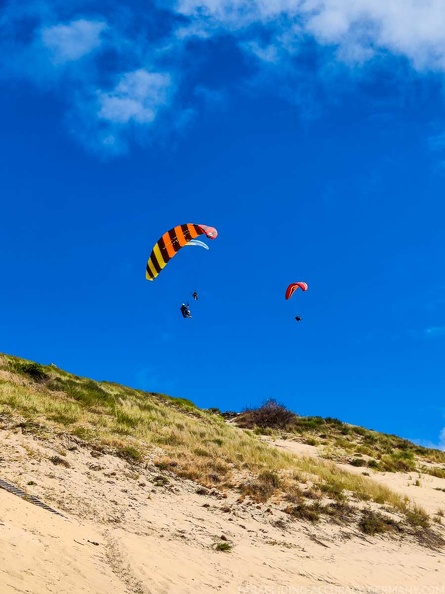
[266,437,445,516]
[1,429,445,594]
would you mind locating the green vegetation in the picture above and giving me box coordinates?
[359,510,400,536]
[238,399,296,429]
[235,399,445,473]
[213,541,232,552]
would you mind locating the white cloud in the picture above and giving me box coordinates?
[0,4,179,155]
[41,19,106,65]
[243,40,281,64]
[174,0,445,71]
[4,0,445,154]
[98,70,173,125]
[304,0,445,70]
[66,68,180,156]
[173,0,302,27]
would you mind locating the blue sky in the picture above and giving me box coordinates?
[1,0,445,449]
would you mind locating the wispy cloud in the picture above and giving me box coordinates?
[414,427,445,451]
[173,0,445,70]
[98,69,173,125]
[423,325,445,339]
[3,0,445,155]
[41,19,106,65]
[403,324,445,342]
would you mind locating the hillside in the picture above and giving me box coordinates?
[1,353,445,593]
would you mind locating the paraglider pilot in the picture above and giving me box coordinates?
[192,291,198,301]
[180,303,192,318]
[295,316,302,322]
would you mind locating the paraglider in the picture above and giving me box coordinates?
[285,282,308,322]
[285,282,308,300]
[180,303,192,318]
[146,223,218,281]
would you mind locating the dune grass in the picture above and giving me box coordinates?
[0,354,443,545]
[236,399,445,474]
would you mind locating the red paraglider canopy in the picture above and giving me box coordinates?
[285,282,308,300]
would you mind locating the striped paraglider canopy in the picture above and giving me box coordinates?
[146,223,218,281]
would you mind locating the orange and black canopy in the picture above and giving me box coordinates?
[146,223,218,281]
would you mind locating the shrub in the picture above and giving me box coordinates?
[406,506,430,529]
[379,453,416,473]
[423,467,445,479]
[319,482,345,502]
[324,417,343,426]
[294,416,325,431]
[154,458,176,470]
[214,541,232,552]
[284,485,303,504]
[211,438,224,447]
[258,470,281,488]
[239,470,281,502]
[238,399,296,429]
[193,447,211,457]
[323,501,355,524]
[359,510,399,536]
[116,445,143,462]
[349,458,367,467]
[305,438,318,446]
[13,361,48,382]
[284,503,320,522]
[49,455,70,468]
[153,475,169,487]
[367,459,379,469]
[207,408,222,416]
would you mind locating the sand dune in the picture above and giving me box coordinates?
[1,429,445,593]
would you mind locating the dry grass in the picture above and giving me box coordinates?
[234,402,445,474]
[0,353,444,546]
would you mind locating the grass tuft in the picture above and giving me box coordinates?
[359,510,401,536]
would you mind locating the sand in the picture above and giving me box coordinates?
[1,429,445,594]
